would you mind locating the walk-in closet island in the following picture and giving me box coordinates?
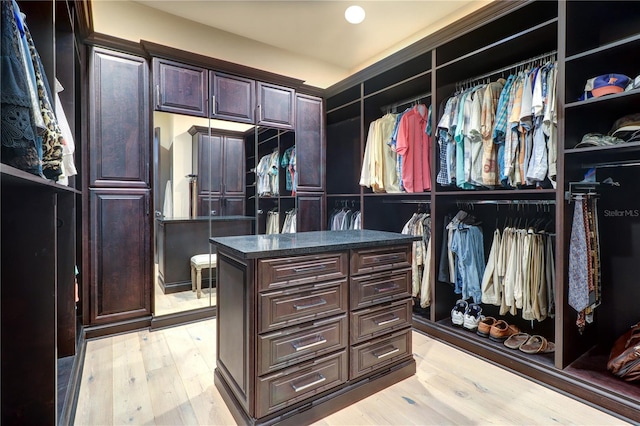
[210,230,418,425]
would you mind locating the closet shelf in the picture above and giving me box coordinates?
[363,192,431,197]
[564,89,640,109]
[363,70,431,102]
[1,164,81,194]
[327,193,361,197]
[435,18,558,71]
[564,141,640,155]
[565,33,640,63]
[435,188,556,197]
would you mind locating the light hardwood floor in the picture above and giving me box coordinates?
[73,319,629,425]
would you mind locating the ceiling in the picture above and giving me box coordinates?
[132,1,484,72]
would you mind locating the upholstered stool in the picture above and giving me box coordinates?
[190,253,217,298]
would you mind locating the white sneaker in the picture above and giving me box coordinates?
[451,300,468,326]
[463,304,483,331]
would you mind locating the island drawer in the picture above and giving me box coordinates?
[350,299,412,344]
[259,279,348,333]
[350,328,412,380]
[258,252,348,290]
[350,246,411,276]
[350,268,411,310]
[256,350,348,418]
[258,314,348,375]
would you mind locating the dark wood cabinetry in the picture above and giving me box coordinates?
[87,46,152,326]
[295,94,325,192]
[90,48,150,188]
[89,189,151,322]
[156,217,253,293]
[189,126,246,216]
[257,81,295,129]
[211,71,256,123]
[324,0,639,421]
[153,58,208,117]
[211,231,416,425]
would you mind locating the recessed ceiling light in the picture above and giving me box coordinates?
[345,5,365,24]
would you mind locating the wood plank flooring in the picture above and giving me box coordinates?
[73,319,629,425]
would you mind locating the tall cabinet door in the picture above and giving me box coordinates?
[223,136,246,196]
[88,47,151,325]
[89,48,150,188]
[295,94,325,192]
[89,189,151,323]
[194,133,224,196]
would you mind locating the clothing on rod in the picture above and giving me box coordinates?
[436,61,558,191]
[401,212,432,308]
[281,208,297,234]
[328,205,361,230]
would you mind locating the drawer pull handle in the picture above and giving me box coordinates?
[373,346,399,359]
[374,255,400,262]
[373,283,399,294]
[291,373,326,392]
[292,335,327,351]
[293,264,327,273]
[374,315,399,326]
[293,298,327,310]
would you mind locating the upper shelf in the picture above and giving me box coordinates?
[1,164,81,194]
[565,0,640,57]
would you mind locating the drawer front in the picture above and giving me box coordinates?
[350,246,411,276]
[258,252,348,290]
[260,279,348,333]
[350,299,412,344]
[350,268,411,310]
[350,328,412,380]
[256,351,348,418]
[258,315,348,375]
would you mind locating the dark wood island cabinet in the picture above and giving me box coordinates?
[210,230,417,425]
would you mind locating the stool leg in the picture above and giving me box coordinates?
[191,265,196,292]
[196,268,202,299]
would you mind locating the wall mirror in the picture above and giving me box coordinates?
[153,111,295,318]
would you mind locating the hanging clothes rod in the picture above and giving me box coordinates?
[455,50,557,89]
[582,159,640,169]
[455,199,556,205]
[380,91,431,113]
[382,199,431,204]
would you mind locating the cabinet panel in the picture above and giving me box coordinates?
[89,47,149,188]
[295,94,325,192]
[350,246,412,276]
[211,71,255,124]
[153,58,207,117]
[223,136,245,195]
[350,268,412,310]
[259,279,348,333]
[350,299,412,344]
[224,197,246,216]
[90,189,151,323]
[256,350,348,418]
[197,195,222,217]
[350,328,412,379]
[297,192,326,232]
[257,81,295,129]
[193,133,223,195]
[258,315,347,375]
[258,252,348,290]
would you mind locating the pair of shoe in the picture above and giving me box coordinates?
[451,300,483,331]
[475,317,520,342]
[504,333,555,353]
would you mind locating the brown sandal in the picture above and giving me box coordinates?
[519,335,555,354]
[504,332,530,349]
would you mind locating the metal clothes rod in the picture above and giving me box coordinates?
[455,199,556,205]
[456,50,557,89]
[380,91,431,113]
[382,199,431,204]
[582,160,640,169]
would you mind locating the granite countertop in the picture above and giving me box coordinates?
[157,215,255,223]
[210,229,418,259]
